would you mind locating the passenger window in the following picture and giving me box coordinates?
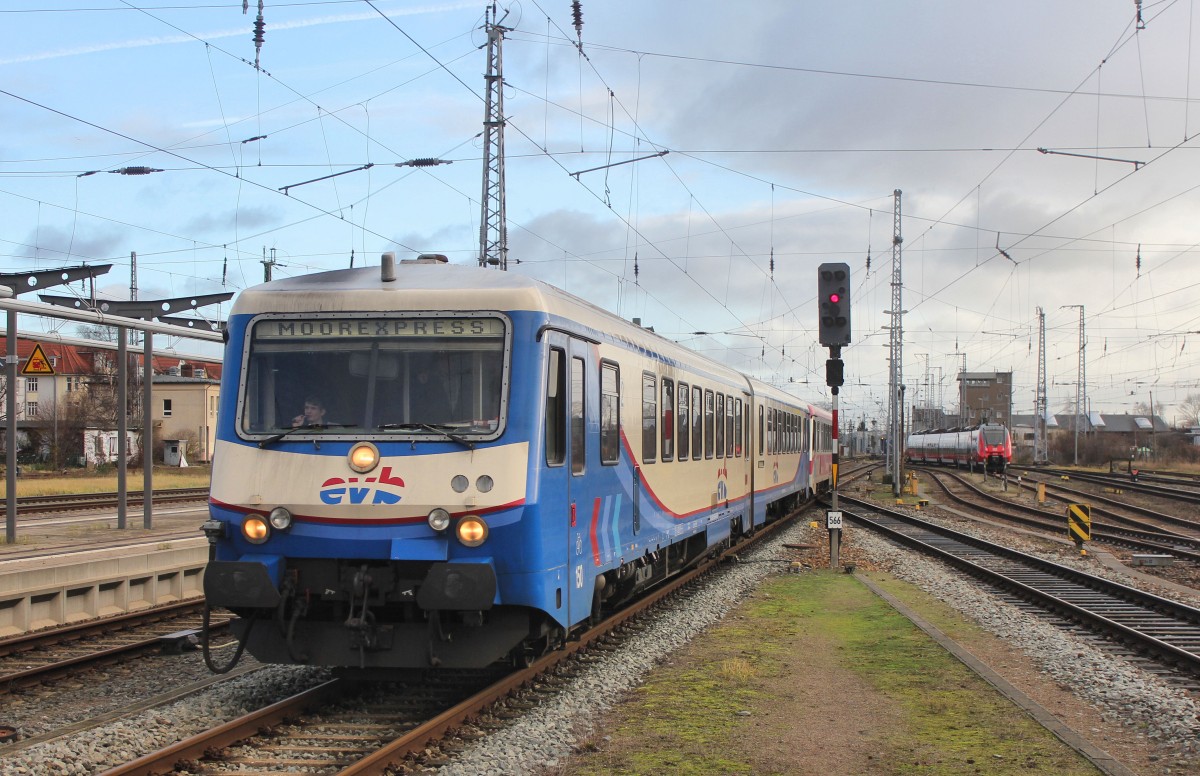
[600,362,620,465]
[714,392,725,459]
[726,395,734,457]
[692,385,703,460]
[642,372,657,463]
[704,389,715,459]
[661,378,675,462]
[571,357,585,475]
[758,405,764,456]
[734,398,743,458]
[546,348,565,466]
[677,382,690,461]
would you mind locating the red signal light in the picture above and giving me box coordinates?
[829,293,840,303]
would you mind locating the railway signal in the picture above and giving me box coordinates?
[818,262,851,347]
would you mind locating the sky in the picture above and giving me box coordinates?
[4,0,1200,428]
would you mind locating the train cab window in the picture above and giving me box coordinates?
[734,398,743,458]
[642,372,657,463]
[240,314,508,441]
[661,378,675,462]
[704,389,715,459]
[546,347,566,466]
[677,382,690,461]
[803,415,811,455]
[691,385,703,460]
[714,393,725,459]
[600,362,620,465]
[571,357,585,475]
[725,395,735,458]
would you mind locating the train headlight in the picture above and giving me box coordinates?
[242,516,270,544]
[348,442,379,473]
[475,474,494,493]
[456,515,488,547]
[427,508,451,532]
[268,506,293,531]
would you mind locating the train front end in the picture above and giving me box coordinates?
[203,261,551,670]
[978,423,1012,473]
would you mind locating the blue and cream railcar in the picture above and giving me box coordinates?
[203,255,815,671]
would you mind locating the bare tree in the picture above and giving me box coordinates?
[1178,393,1200,427]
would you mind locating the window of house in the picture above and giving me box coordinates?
[25,401,37,417]
[163,398,173,417]
[25,377,37,393]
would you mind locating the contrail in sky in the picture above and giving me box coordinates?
[0,2,477,66]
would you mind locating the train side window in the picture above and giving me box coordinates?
[758,405,764,456]
[600,361,620,465]
[661,378,675,462]
[714,393,725,459]
[725,395,735,457]
[691,385,703,460]
[677,382,690,461]
[734,398,743,458]
[768,408,776,455]
[704,389,715,459]
[571,357,585,475]
[642,372,657,463]
[804,415,811,455]
[546,347,566,466]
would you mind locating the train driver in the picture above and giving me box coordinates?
[292,396,327,428]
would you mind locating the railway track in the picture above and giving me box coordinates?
[0,600,233,693]
[917,467,1200,561]
[103,499,812,775]
[1012,465,1200,506]
[837,494,1200,682]
[3,487,209,515]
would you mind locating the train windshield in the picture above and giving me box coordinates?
[240,315,508,439]
[982,427,1007,445]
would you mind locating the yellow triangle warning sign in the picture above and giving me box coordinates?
[22,343,55,376]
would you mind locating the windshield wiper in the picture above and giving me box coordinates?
[376,422,474,450]
[258,423,353,448]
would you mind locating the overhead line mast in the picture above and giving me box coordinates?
[478,3,510,270]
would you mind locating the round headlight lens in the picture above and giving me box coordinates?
[475,474,494,493]
[348,442,379,473]
[242,516,270,544]
[451,475,469,493]
[427,508,451,532]
[456,515,488,547]
[268,506,293,530]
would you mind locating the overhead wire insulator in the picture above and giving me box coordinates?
[399,157,451,167]
[253,1,265,70]
[1136,243,1141,276]
[111,166,162,175]
[571,0,583,39]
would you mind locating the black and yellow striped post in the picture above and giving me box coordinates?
[1067,503,1091,557]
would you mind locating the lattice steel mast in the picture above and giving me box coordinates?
[1035,306,1048,464]
[478,4,510,270]
[888,189,904,495]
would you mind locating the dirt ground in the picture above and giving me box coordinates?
[547,515,1196,775]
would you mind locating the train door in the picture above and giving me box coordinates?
[543,332,596,629]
